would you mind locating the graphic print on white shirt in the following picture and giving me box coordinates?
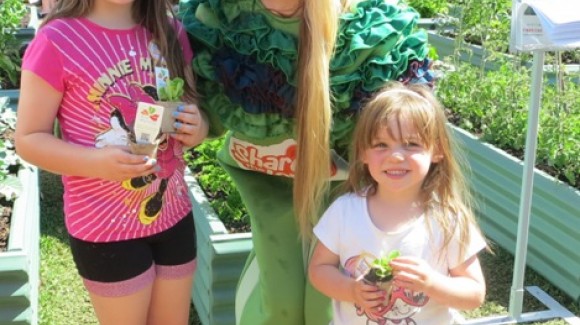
[344,253,429,324]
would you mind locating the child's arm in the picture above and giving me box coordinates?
[390,254,486,310]
[15,71,157,181]
[308,241,386,315]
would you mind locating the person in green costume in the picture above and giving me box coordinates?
[179,0,434,323]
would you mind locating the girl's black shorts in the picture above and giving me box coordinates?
[68,212,196,297]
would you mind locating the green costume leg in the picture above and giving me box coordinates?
[220,162,332,325]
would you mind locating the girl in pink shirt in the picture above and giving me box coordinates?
[15,0,208,324]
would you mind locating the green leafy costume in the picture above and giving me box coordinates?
[179,0,432,323]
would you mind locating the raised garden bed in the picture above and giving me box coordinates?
[450,125,580,301]
[0,165,40,325]
[185,169,252,325]
[0,97,40,325]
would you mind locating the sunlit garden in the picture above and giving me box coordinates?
[1,0,578,324]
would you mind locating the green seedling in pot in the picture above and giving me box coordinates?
[157,77,185,133]
[158,77,184,102]
[364,249,401,284]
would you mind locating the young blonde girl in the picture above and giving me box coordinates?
[309,82,487,324]
[15,1,208,324]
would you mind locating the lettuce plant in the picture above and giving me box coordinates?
[158,77,184,101]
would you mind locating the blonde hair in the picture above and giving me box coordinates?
[294,0,337,239]
[295,0,364,239]
[41,0,197,102]
[345,82,485,260]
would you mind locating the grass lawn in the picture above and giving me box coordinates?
[39,170,578,324]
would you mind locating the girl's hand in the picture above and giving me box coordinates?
[94,146,158,182]
[352,279,387,317]
[170,104,208,148]
[390,256,440,294]
[391,255,486,309]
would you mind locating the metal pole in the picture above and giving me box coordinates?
[508,50,545,319]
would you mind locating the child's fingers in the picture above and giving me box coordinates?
[358,282,388,302]
[173,111,201,128]
[391,256,419,265]
[390,259,417,274]
[358,281,379,291]
[123,153,155,166]
[173,104,200,121]
[172,121,198,134]
[107,159,155,181]
[104,146,150,165]
[123,155,157,170]
[177,103,199,114]
[171,121,203,146]
[168,104,207,147]
[169,132,187,142]
[364,290,387,304]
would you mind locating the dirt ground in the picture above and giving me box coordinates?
[0,203,12,252]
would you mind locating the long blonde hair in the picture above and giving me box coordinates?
[345,82,485,260]
[295,0,363,239]
[41,0,196,102]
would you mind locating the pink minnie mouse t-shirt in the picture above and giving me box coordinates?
[23,17,194,242]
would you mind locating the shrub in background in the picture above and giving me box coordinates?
[437,62,579,188]
[0,0,27,89]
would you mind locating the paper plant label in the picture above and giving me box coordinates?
[155,66,170,97]
[134,102,164,144]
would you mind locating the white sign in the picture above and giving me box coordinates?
[510,0,580,52]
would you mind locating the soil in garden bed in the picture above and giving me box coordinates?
[0,127,16,252]
[0,199,12,252]
[0,76,19,90]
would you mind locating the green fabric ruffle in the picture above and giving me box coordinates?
[180,0,429,151]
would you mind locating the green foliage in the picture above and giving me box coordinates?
[403,0,448,18]
[0,97,22,200]
[158,77,184,101]
[367,250,401,282]
[427,0,579,189]
[427,45,440,61]
[0,0,26,88]
[184,137,248,227]
[437,62,580,188]
[451,0,512,53]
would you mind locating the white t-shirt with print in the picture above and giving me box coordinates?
[313,192,487,325]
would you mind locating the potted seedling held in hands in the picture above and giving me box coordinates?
[129,77,185,157]
[363,250,400,300]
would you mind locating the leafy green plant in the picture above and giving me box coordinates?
[437,62,580,188]
[0,97,22,201]
[459,0,511,52]
[158,77,184,101]
[364,250,401,283]
[0,0,27,89]
[403,0,448,19]
[184,137,249,231]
